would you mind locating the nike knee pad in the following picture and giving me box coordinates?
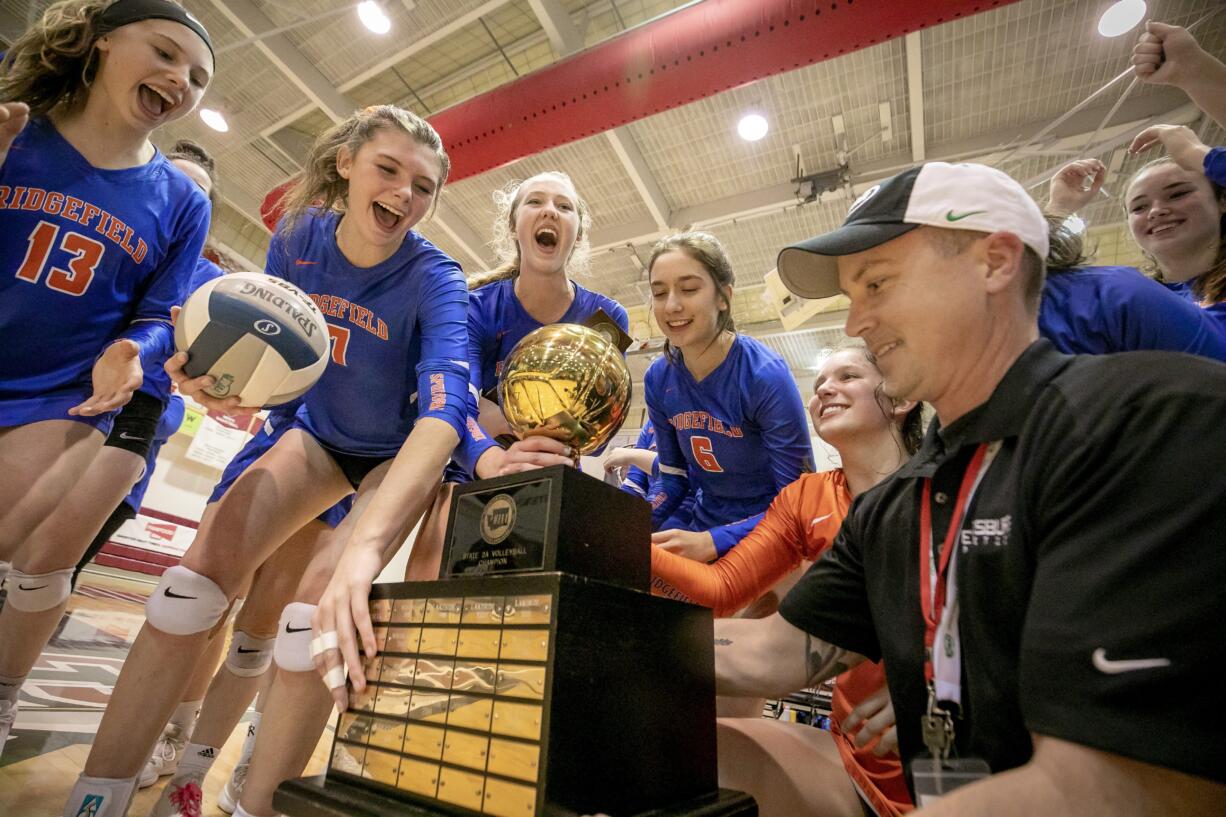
[144,565,229,635]
[273,602,318,673]
[225,630,276,677]
[3,567,73,612]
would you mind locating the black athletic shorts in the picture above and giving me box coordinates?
[322,445,390,490]
[103,392,165,458]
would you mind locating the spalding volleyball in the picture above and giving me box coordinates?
[175,272,329,407]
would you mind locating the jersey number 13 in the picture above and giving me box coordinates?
[15,221,104,296]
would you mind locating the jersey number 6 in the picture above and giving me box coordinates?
[690,435,724,473]
[15,221,104,296]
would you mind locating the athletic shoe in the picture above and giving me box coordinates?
[148,770,204,817]
[215,760,248,814]
[138,722,189,788]
[0,698,16,759]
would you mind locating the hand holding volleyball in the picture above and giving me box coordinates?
[172,272,330,409]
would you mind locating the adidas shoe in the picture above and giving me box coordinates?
[138,722,189,788]
[148,770,204,817]
[215,760,248,814]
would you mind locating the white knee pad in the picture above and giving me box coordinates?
[225,630,276,677]
[273,602,318,673]
[2,567,73,612]
[144,565,229,635]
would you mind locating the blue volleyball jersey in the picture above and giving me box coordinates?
[123,395,186,512]
[644,335,813,550]
[266,210,469,457]
[452,277,630,476]
[0,118,210,428]
[140,257,227,405]
[209,401,353,528]
[1040,266,1226,361]
[619,421,656,498]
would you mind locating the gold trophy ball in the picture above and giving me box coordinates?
[498,324,632,456]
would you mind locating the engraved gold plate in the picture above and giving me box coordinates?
[425,597,465,624]
[491,701,542,740]
[373,685,411,718]
[391,598,426,624]
[362,747,401,786]
[412,657,454,690]
[462,596,505,625]
[368,716,407,753]
[446,695,494,731]
[331,741,366,775]
[456,628,503,659]
[442,729,490,772]
[451,661,496,695]
[370,599,392,622]
[384,626,422,654]
[372,626,389,652]
[437,766,486,810]
[364,655,384,684]
[482,777,539,817]
[397,756,440,798]
[402,723,445,761]
[417,627,459,657]
[408,689,451,724]
[499,629,550,662]
[495,664,546,700]
[502,595,552,625]
[338,712,371,743]
[350,683,378,713]
[379,656,415,686]
[487,738,540,783]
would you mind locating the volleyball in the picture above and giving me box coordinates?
[174,272,330,407]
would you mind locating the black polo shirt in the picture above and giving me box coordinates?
[780,340,1226,784]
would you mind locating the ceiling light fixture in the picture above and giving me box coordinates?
[737,112,769,142]
[1097,0,1146,38]
[358,1,392,34]
[200,108,229,132]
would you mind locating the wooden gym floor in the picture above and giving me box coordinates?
[0,567,330,817]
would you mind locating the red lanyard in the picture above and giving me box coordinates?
[918,443,989,684]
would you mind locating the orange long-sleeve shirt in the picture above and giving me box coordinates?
[651,469,913,816]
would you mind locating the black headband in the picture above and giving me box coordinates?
[97,0,215,62]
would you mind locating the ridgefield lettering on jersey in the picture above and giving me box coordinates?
[668,409,743,437]
[0,185,148,263]
[309,293,390,340]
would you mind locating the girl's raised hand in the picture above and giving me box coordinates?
[0,102,30,169]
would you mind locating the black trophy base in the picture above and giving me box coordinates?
[275,776,757,817]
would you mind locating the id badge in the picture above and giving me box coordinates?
[910,756,991,806]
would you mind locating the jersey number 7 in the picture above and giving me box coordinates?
[327,324,350,366]
[15,221,104,296]
[690,435,724,473]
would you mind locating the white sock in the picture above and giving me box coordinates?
[169,699,202,729]
[0,673,24,705]
[176,742,220,778]
[62,774,137,817]
[237,710,261,764]
[232,803,276,817]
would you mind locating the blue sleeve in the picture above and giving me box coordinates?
[645,368,689,527]
[752,359,815,491]
[1107,270,1226,362]
[451,292,502,476]
[618,422,654,497]
[414,263,470,440]
[1205,147,1226,187]
[117,194,210,365]
[709,512,766,557]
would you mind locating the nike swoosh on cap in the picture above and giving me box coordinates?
[945,209,987,222]
[1091,647,1171,675]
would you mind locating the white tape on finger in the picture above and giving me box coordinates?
[310,631,339,658]
[323,666,348,690]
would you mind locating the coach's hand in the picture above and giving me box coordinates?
[314,544,383,712]
[1047,159,1104,217]
[842,681,899,757]
[0,102,28,169]
[652,528,717,562]
[164,351,256,415]
[70,339,143,416]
